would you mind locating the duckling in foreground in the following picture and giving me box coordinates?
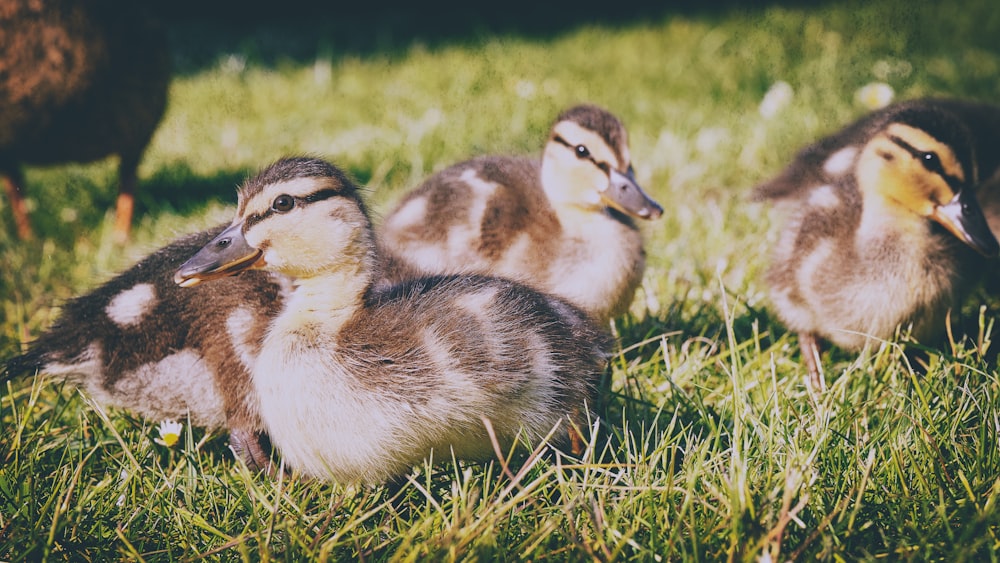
[3,226,285,468]
[755,98,1000,386]
[379,104,663,324]
[174,157,609,484]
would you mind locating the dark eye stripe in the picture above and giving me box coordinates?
[303,188,340,203]
[888,134,964,192]
[243,188,343,231]
[245,209,272,231]
[553,135,612,177]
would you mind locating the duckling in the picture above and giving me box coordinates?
[174,157,609,484]
[754,98,1000,386]
[378,104,663,324]
[3,225,285,468]
[0,0,170,241]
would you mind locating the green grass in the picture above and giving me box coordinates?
[4,0,1000,559]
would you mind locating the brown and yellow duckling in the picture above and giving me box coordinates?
[379,104,662,324]
[754,98,1000,386]
[175,157,609,484]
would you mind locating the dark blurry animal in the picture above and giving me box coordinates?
[0,0,170,241]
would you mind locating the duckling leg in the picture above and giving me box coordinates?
[112,155,139,244]
[229,428,275,475]
[568,423,586,456]
[2,166,33,240]
[799,332,826,391]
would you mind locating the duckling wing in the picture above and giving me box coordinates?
[378,155,557,281]
[752,120,871,202]
[5,227,227,381]
[5,225,284,430]
[353,275,609,427]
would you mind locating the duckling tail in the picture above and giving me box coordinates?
[2,351,42,384]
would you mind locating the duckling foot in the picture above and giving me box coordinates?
[2,171,33,240]
[799,332,826,391]
[229,428,275,475]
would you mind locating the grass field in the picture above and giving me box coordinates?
[3,0,1000,559]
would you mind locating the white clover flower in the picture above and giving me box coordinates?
[759,81,794,119]
[856,82,895,110]
[59,207,78,222]
[515,80,537,99]
[155,420,183,448]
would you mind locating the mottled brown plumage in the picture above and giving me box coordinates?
[176,157,610,484]
[0,0,170,240]
[4,226,285,468]
[755,98,1000,386]
[379,104,662,324]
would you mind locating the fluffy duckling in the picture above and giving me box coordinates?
[3,226,285,468]
[0,0,170,241]
[174,157,609,484]
[378,104,663,324]
[755,98,1000,385]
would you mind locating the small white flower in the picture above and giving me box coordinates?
[219,53,246,74]
[60,208,78,222]
[155,420,183,448]
[759,81,794,119]
[515,80,536,99]
[856,82,895,110]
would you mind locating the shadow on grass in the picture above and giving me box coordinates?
[155,0,838,76]
[139,160,379,219]
[137,163,249,217]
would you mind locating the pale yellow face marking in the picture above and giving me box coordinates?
[885,123,965,182]
[543,121,622,208]
[239,178,370,279]
[856,123,963,218]
[239,177,332,216]
[551,121,624,171]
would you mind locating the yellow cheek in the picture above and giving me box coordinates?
[872,164,945,218]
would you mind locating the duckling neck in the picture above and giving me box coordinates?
[857,192,932,251]
[276,265,372,336]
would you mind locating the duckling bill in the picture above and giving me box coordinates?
[176,157,609,484]
[755,98,1000,385]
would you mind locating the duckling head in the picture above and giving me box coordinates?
[856,106,999,257]
[541,104,663,220]
[175,157,375,286]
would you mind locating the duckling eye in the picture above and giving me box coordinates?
[575,144,591,159]
[920,151,944,175]
[272,195,295,212]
